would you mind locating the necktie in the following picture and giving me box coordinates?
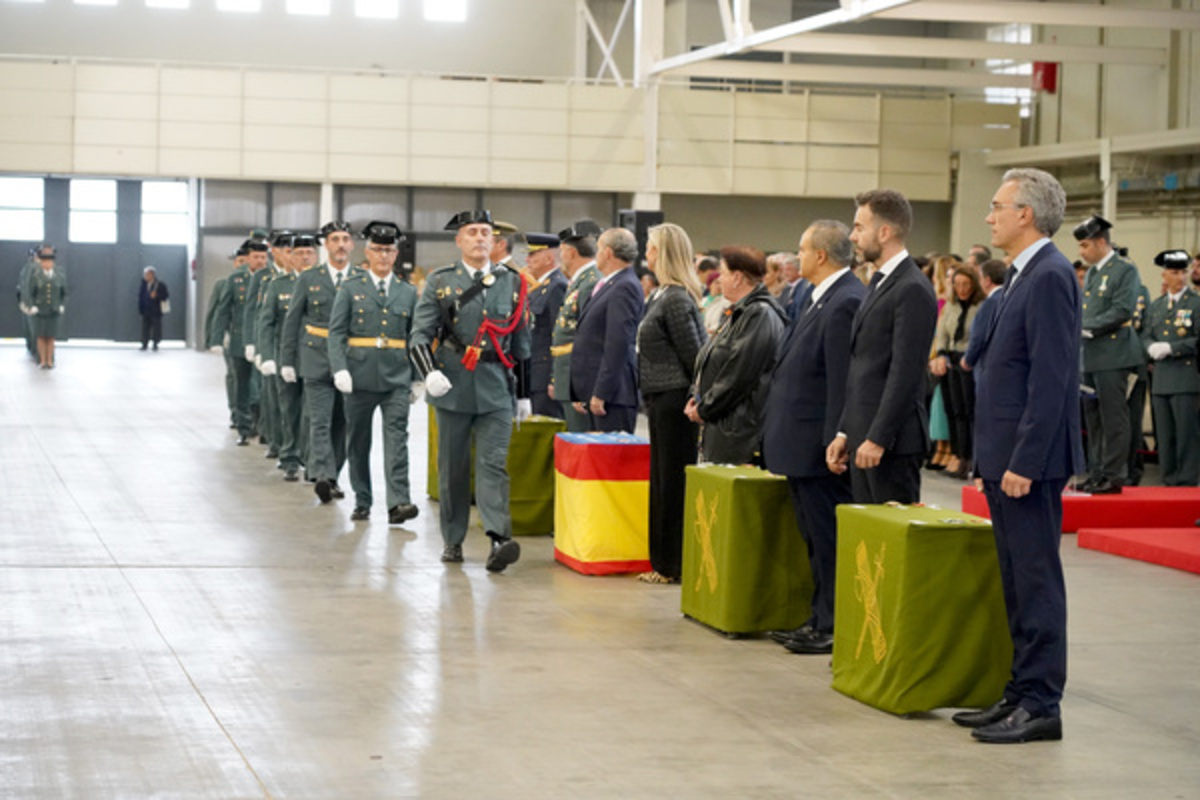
[1003,265,1018,295]
[378,280,387,299]
[334,271,343,289]
[592,280,605,298]
[868,271,884,291]
[1168,295,1176,311]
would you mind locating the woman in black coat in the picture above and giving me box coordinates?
[138,266,170,351]
[685,246,787,465]
[636,223,706,584]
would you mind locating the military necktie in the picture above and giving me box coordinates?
[335,271,343,289]
[378,279,387,299]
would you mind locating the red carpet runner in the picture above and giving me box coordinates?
[961,485,1200,533]
[1077,528,1200,575]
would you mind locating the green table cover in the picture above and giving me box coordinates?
[831,504,1012,715]
[680,465,813,635]
[426,407,565,535]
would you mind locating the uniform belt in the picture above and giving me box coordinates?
[550,343,573,357]
[306,324,329,338]
[348,336,407,350]
[441,338,502,363]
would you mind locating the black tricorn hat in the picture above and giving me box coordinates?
[444,210,494,232]
[318,221,353,240]
[271,230,294,247]
[558,219,603,244]
[362,220,404,245]
[1154,249,1191,270]
[245,239,269,253]
[290,234,317,249]
[1072,215,1112,241]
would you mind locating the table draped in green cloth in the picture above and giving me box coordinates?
[681,465,813,635]
[831,504,1012,715]
[426,406,565,535]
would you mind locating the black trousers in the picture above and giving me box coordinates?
[787,472,853,634]
[140,314,162,347]
[942,354,975,461]
[849,451,922,505]
[645,387,697,579]
[1083,367,1133,483]
[587,403,637,433]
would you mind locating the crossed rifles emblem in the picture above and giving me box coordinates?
[854,539,888,664]
[693,491,720,593]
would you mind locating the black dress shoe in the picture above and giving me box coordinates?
[265,448,279,459]
[330,482,346,499]
[485,535,521,573]
[283,468,299,482]
[236,435,250,446]
[350,507,370,521]
[952,699,1017,729]
[441,544,463,563]
[388,504,419,524]
[314,479,332,504]
[972,707,1062,743]
[1087,479,1122,495]
[783,629,833,655]
[768,623,814,645]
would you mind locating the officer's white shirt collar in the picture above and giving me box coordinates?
[372,273,392,294]
[809,267,851,305]
[1169,288,1186,304]
[328,263,349,284]
[464,261,493,280]
[1091,249,1116,271]
[873,249,909,288]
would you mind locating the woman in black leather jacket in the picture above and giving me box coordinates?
[685,246,787,465]
[636,222,706,584]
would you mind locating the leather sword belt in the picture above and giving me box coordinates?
[550,343,573,357]
[440,338,502,363]
[305,324,329,338]
[348,336,407,350]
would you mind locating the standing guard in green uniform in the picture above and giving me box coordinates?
[24,244,67,370]
[1076,216,1145,494]
[247,233,287,457]
[549,220,603,431]
[281,221,358,503]
[410,210,533,571]
[328,221,421,524]
[1125,279,1151,485]
[259,233,307,482]
[1142,249,1200,486]
[210,239,268,445]
[16,246,38,360]
[206,244,247,429]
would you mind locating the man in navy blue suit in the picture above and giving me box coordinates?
[569,227,643,433]
[525,233,568,418]
[762,220,866,655]
[961,258,1007,371]
[952,167,1084,744]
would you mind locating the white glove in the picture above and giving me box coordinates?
[254,354,262,368]
[425,370,452,398]
[333,369,353,394]
[281,366,298,383]
[410,381,424,405]
[209,345,224,354]
[516,398,533,422]
[245,344,256,361]
[1081,329,1094,340]
[1147,342,1172,361]
[58,305,64,314]
[223,332,230,348]
[260,359,277,376]
[27,305,38,315]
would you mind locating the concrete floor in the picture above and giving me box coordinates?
[2,343,1199,799]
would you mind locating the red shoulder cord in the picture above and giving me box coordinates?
[461,274,529,371]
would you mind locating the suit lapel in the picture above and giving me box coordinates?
[850,259,908,342]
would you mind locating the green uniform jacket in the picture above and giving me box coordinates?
[257,270,297,364]
[410,261,532,415]
[549,262,600,398]
[280,264,360,380]
[209,265,254,355]
[243,265,278,353]
[1081,253,1145,372]
[16,259,35,306]
[328,273,418,394]
[205,278,228,348]
[26,267,68,316]
[1142,288,1200,395]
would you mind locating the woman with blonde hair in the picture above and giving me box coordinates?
[636,222,706,584]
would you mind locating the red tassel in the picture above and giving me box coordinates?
[461,345,481,371]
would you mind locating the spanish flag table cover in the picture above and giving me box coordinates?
[831,504,1012,715]
[680,464,813,635]
[426,407,566,536]
[553,433,650,575]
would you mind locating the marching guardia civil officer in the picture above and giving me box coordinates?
[548,220,603,431]
[248,231,290,459]
[410,210,532,571]
[207,244,247,429]
[280,221,358,503]
[258,233,308,482]
[328,221,420,525]
[209,238,268,445]
[1075,215,1144,494]
[1142,249,1200,486]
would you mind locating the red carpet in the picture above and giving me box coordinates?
[1078,528,1200,575]
[961,486,1200,533]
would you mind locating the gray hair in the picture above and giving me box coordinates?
[602,228,640,264]
[1002,168,1066,237]
[807,220,854,268]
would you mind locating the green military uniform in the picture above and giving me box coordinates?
[550,261,600,431]
[1142,267,1200,486]
[280,262,357,497]
[209,261,257,440]
[1081,250,1144,486]
[1125,284,1151,484]
[328,268,419,518]
[205,276,237,428]
[259,266,306,478]
[410,236,532,564]
[245,264,279,452]
[26,265,68,339]
[16,255,37,357]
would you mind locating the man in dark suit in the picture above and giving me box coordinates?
[762,220,865,655]
[952,167,1083,744]
[826,189,937,504]
[569,227,643,433]
[961,258,1007,371]
[525,233,568,418]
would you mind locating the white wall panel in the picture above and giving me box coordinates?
[810,94,879,123]
[489,133,568,161]
[0,88,73,117]
[244,71,324,99]
[242,152,326,181]
[75,118,158,147]
[243,125,327,153]
[734,142,807,170]
[243,99,327,124]
[410,157,490,185]
[734,115,807,143]
[0,117,72,144]
[161,67,240,97]
[489,160,568,188]
[160,121,240,149]
[658,165,732,193]
[881,148,948,174]
[808,145,879,173]
[570,162,643,190]
[330,102,407,129]
[880,172,949,202]
[330,75,409,104]
[569,84,639,111]
[807,170,878,199]
[161,95,241,123]
[75,92,158,121]
[735,93,809,121]
[0,62,73,91]
[808,120,879,146]
[570,109,642,137]
[329,154,408,184]
[329,128,408,155]
[732,168,805,196]
[0,143,72,172]
[492,82,569,109]
[76,64,157,93]
[659,138,729,167]
[490,108,569,135]
[410,130,488,157]
[411,78,489,108]
[409,106,490,132]
[881,122,951,150]
[74,145,157,174]
[570,136,642,164]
